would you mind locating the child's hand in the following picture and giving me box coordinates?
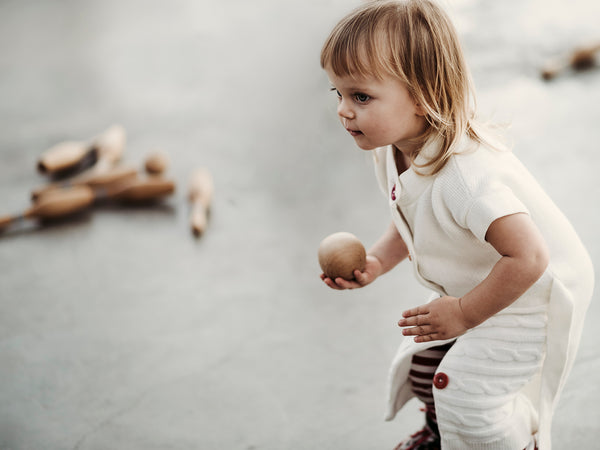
[398,296,470,342]
[320,255,382,290]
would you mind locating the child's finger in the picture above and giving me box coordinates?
[321,273,362,290]
[402,305,429,318]
[401,323,432,335]
[353,269,368,285]
[334,277,359,289]
[402,308,418,318]
[414,334,439,343]
[400,312,431,326]
[322,276,343,290]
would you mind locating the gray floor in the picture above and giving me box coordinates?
[1,0,599,449]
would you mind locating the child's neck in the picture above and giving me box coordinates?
[392,145,412,174]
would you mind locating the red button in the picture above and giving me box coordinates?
[391,185,396,201]
[433,372,449,389]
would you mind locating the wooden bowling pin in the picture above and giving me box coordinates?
[37,124,126,176]
[92,124,126,166]
[31,164,138,200]
[188,168,214,236]
[1,176,174,233]
[37,141,94,175]
[35,175,174,205]
[542,42,600,80]
[104,177,176,202]
[0,185,95,231]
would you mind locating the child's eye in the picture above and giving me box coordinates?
[330,87,342,99]
[354,93,370,103]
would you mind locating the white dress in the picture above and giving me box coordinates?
[374,136,594,449]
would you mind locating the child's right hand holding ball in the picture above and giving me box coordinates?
[318,232,382,290]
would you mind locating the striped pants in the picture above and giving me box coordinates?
[408,341,455,426]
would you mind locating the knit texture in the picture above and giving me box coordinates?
[435,305,547,449]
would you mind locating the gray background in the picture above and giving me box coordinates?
[1,0,599,448]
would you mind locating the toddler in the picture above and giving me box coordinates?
[319,1,594,449]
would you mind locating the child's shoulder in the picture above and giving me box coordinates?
[434,138,528,202]
[440,139,519,183]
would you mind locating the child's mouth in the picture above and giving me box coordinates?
[346,128,363,137]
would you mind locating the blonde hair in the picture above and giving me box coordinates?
[321,0,490,174]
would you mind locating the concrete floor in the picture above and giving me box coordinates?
[0,0,599,448]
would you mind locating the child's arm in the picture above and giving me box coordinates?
[399,212,550,342]
[321,221,409,290]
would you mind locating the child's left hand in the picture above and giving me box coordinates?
[398,296,470,343]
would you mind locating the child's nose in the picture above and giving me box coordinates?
[337,100,355,120]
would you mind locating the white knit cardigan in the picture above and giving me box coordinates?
[374,136,594,449]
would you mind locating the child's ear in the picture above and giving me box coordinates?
[415,102,426,116]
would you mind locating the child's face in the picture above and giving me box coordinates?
[325,68,427,153]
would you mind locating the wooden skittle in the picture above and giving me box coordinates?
[0,185,95,231]
[37,124,126,176]
[103,177,176,202]
[91,124,126,166]
[188,168,214,236]
[37,141,95,175]
[32,164,138,200]
[34,173,174,205]
[542,42,600,80]
[1,173,173,233]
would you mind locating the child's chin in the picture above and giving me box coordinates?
[351,134,380,150]
[355,142,377,151]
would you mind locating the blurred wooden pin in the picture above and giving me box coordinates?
[37,141,95,176]
[541,41,600,80]
[31,164,138,200]
[91,124,127,169]
[37,124,126,177]
[188,168,214,237]
[0,185,95,232]
[103,177,176,203]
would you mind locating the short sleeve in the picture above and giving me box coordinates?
[465,183,529,242]
[438,154,531,243]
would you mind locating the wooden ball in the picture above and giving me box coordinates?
[318,232,366,280]
[144,152,169,175]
